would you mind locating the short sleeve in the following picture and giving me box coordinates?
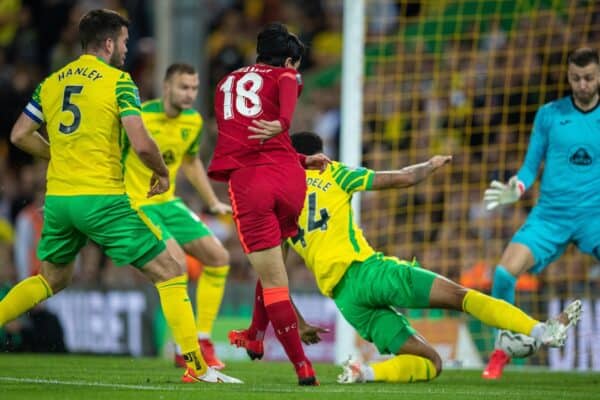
[186,129,202,156]
[185,115,203,156]
[116,72,142,117]
[23,83,44,124]
[331,162,375,194]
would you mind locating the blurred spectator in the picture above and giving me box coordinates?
[13,172,44,281]
[6,4,38,64]
[0,0,21,48]
[49,4,81,71]
[207,7,253,89]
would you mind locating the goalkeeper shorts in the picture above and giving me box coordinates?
[511,205,600,273]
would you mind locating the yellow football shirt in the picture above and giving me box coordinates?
[287,161,376,297]
[123,99,203,207]
[25,54,141,195]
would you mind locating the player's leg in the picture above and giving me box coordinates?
[484,209,570,378]
[339,334,442,384]
[429,274,541,335]
[228,278,268,359]
[0,261,74,325]
[228,164,315,385]
[184,235,230,369]
[145,199,230,369]
[246,246,317,385]
[0,195,84,326]
[145,198,231,362]
[89,195,240,383]
[430,276,581,342]
[333,273,441,384]
[491,243,534,305]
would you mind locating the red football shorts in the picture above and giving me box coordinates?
[228,163,306,253]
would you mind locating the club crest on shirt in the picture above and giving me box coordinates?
[568,145,593,169]
[181,128,190,140]
[162,149,175,165]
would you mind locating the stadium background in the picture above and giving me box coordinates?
[0,0,597,372]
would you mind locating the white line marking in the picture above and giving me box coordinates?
[0,375,578,397]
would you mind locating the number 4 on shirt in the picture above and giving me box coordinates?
[291,193,330,248]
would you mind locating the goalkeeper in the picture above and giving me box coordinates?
[230,131,581,384]
[481,47,600,380]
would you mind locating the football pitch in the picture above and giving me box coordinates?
[0,354,598,400]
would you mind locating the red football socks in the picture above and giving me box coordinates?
[247,279,269,340]
[263,286,309,368]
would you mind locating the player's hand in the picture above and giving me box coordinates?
[248,119,284,141]
[483,176,525,210]
[208,201,232,215]
[428,155,452,170]
[147,173,169,198]
[299,322,330,345]
[305,153,331,173]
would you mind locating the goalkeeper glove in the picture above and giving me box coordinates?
[483,176,525,210]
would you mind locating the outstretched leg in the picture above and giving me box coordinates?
[429,274,582,346]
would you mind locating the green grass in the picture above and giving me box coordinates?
[0,354,598,400]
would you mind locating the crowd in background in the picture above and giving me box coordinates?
[1,0,599,313]
[0,0,346,292]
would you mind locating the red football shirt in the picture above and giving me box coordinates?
[208,64,304,181]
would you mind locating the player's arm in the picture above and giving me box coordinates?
[10,113,50,160]
[370,155,452,190]
[122,116,168,178]
[291,298,329,345]
[181,155,231,214]
[11,83,50,160]
[483,107,548,210]
[248,72,299,140]
[117,73,169,196]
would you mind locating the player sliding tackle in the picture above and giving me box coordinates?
[231,131,582,384]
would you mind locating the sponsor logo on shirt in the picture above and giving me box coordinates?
[569,146,593,167]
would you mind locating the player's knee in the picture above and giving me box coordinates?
[44,274,71,293]
[206,246,230,266]
[40,264,73,293]
[147,251,185,282]
[415,341,443,379]
[424,351,443,378]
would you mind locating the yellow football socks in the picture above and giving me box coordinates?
[156,274,208,375]
[196,265,229,336]
[462,289,538,335]
[0,275,53,326]
[372,354,437,382]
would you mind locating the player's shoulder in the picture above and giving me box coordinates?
[141,98,163,114]
[541,96,573,114]
[179,108,202,129]
[329,160,345,172]
[180,108,200,118]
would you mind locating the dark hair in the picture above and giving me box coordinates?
[79,9,129,51]
[256,22,306,67]
[291,131,323,155]
[567,47,600,67]
[164,63,197,80]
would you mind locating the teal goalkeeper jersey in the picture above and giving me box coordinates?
[516,96,600,210]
